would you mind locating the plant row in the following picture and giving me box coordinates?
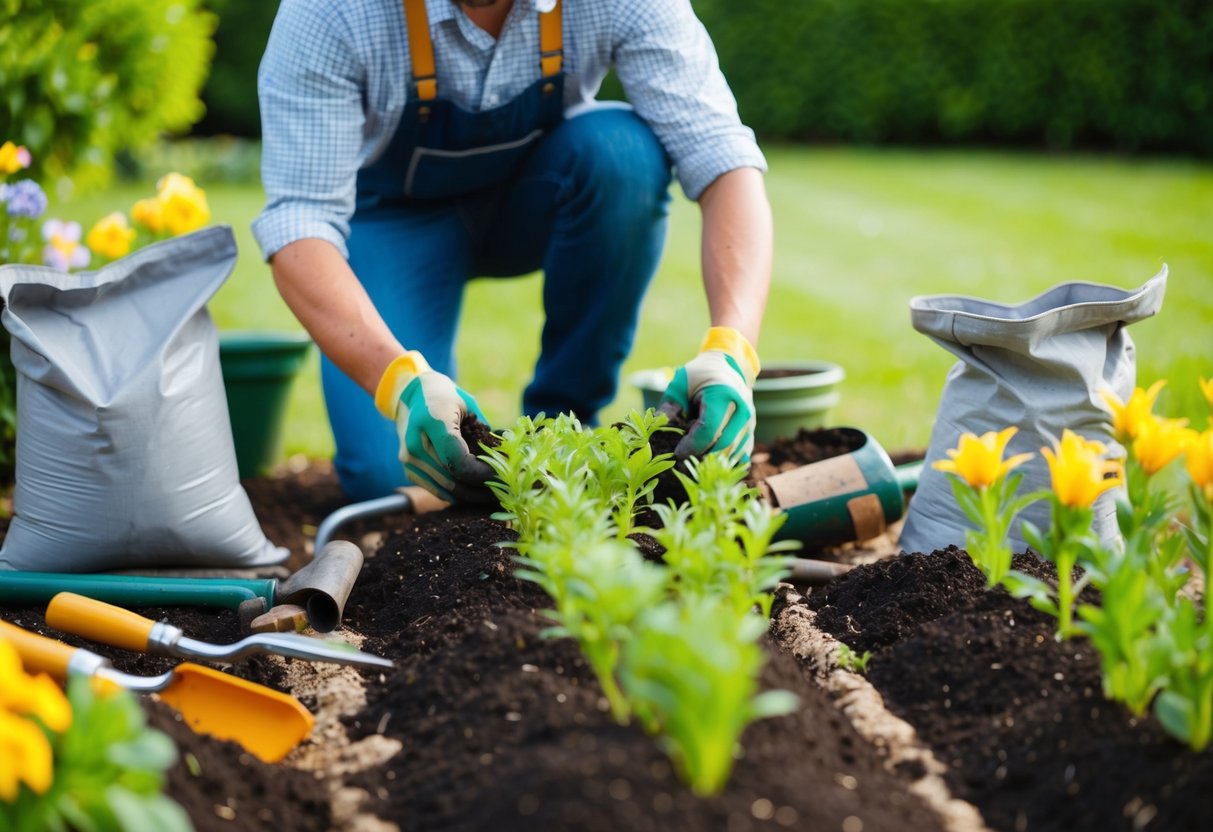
[479,411,799,795]
[937,379,1213,749]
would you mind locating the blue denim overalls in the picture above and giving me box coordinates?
[331,0,673,500]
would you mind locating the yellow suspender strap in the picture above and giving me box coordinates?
[540,0,563,77]
[403,0,437,101]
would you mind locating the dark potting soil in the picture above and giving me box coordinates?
[338,504,947,832]
[10,424,1207,832]
[802,547,1213,832]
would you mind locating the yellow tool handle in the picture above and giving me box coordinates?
[46,592,156,653]
[0,619,80,681]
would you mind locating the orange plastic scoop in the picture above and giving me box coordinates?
[0,619,314,763]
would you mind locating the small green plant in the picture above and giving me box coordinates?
[482,410,798,792]
[834,643,872,674]
[620,596,798,796]
[0,640,189,832]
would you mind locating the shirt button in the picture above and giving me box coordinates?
[485,93,499,106]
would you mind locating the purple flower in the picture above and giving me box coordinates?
[3,179,48,219]
[42,219,90,271]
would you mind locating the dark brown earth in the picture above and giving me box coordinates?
[2,426,1210,832]
[803,547,1213,832]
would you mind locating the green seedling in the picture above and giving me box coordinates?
[620,596,798,796]
[834,643,872,674]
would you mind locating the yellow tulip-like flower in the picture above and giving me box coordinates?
[1132,415,1194,477]
[1100,380,1166,444]
[1041,429,1124,509]
[1200,377,1213,414]
[0,140,31,174]
[0,639,72,801]
[1186,428,1213,503]
[156,172,211,236]
[86,212,137,260]
[932,427,1034,489]
[131,197,165,234]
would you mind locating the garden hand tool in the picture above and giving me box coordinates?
[0,619,314,763]
[0,540,368,633]
[45,592,393,669]
[376,350,496,504]
[762,427,923,550]
[658,326,760,462]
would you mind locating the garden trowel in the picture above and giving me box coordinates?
[0,619,314,763]
[44,592,393,669]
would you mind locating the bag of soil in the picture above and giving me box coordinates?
[0,225,286,571]
[898,267,1167,555]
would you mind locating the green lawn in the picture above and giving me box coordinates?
[55,147,1213,462]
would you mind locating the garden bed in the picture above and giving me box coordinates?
[2,430,1210,831]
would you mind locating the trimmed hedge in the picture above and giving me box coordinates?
[695,0,1212,154]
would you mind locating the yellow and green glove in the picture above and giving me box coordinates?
[375,351,495,504]
[657,326,760,462]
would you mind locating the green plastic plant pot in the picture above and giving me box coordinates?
[218,331,314,479]
[629,360,845,443]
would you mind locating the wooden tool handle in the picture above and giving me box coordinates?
[0,619,78,680]
[46,592,155,653]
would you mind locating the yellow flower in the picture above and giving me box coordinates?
[86,212,136,260]
[932,427,1033,489]
[0,710,55,801]
[1132,415,1194,477]
[156,172,210,236]
[1041,429,1124,509]
[1186,428,1213,503]
[131,197,165,234]
[1100,380,1166,444]
[0,639,72,801]
[0,140,31,175]
[1201,377,1213,414]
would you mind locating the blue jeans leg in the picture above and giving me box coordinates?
[480,106,672,422]
[331,200,475,501]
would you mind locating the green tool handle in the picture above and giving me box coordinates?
[0,572,276,611]
[895,459,925,495]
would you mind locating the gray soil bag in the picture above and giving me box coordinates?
[898,267,1167,555]
[0,226,287,571]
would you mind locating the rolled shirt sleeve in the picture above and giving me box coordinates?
[611,0,767,201]
[252,1,367,261]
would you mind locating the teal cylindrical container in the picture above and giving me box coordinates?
[218,331,314,479]
[763,428,921,549]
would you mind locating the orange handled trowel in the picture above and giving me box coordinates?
[0,619,315,763]
[46,592,392,669]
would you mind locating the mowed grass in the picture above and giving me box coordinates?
[55,147,1213,461]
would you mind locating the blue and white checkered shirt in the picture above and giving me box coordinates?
[252,0,766,261]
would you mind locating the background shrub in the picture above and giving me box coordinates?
[193,0,278,138]
[0,0,216,193]
[695,0,1212,155]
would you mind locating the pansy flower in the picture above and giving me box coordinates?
[42,219,91,271]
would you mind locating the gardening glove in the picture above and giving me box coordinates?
[375,351,495,505]
[657,326,760,463]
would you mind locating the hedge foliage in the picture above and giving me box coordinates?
[694,0,1212,154]
[0,0,216,191]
